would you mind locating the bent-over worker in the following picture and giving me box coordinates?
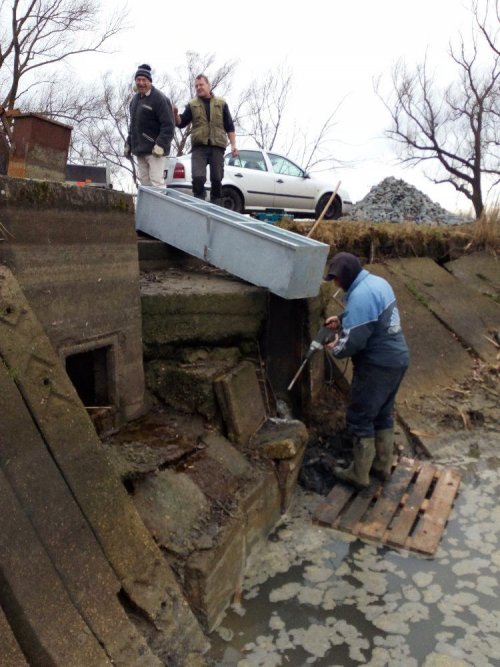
[324,252,409,489]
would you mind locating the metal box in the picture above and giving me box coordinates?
[136,187,329,300]
[7,113,72,182]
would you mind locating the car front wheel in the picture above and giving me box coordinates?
[315,194,342,220]
[221,187,244,214]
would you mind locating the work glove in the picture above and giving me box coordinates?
[152,144,164,157]
[123,142,131,158]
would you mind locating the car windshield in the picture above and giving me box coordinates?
[268,153,304,178]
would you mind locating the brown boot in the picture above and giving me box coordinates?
[333,436,375,489]
[372,428,394,480]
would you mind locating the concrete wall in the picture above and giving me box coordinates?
[0,176,145,427]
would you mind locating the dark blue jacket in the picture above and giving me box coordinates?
[128,87,174,156]
[331,269,409,368]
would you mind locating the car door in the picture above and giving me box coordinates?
[225,150,276,209]
[269,153,317,214]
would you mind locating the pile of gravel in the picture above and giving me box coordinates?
[349,177,467,225]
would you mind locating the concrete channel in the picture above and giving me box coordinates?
[0,176,498,666]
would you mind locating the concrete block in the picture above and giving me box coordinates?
[0,175,145,423]
[145,360,233,418]
[257,438,298,459]
[241,471,282,554]
[200,432,255,479]
[138,238,206,272]
[133,470,211,557]
[277,443,308,513]
[252,419,309,513]
[140,270,267,354]
[185,517,246,632]
[214,361,267,446]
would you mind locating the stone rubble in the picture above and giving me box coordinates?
[350,177,468,225]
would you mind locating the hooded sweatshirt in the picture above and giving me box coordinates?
[327,253,409,367]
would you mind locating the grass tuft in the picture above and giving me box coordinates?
[279,211,499,262]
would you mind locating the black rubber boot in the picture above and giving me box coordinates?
[372,428,394,480]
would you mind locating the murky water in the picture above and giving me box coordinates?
[208,434,500,666]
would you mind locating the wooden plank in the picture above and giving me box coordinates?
[313,455,460,556]
[358,458,416,541]
[313,484,355,526]
[386,462,437,548]
[407,468,461,555]
[0,468,111,667]
[0,604,29,667]
[335,479,381,534]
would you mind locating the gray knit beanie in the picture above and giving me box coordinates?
[135,64,152,81]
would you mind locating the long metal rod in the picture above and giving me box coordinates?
[287,358,308,391]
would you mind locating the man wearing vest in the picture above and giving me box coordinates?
[173,74,239,204]
[125,64,174,187]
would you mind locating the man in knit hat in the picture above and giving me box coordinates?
[125,64,174,187]
[323,252,409,489]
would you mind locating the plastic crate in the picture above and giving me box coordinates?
[254,208,294,224]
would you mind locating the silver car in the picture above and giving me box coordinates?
[165,148,352,219]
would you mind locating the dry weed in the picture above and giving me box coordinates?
[278,210,499,261]
[468,205,500,254]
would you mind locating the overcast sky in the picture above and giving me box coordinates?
[74,0,494,213]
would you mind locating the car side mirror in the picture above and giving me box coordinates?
[303,172,311,179]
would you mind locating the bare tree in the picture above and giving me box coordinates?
[0,0,125,111]
[377,0,499,218]
[236,64,346,173]
[238,64,292,151]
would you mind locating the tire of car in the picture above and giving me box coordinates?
[315,194,342,220]
[221,186,244,214]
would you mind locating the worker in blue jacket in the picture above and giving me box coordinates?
[324,252,409,488]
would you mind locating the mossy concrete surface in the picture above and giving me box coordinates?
[214,361,267,446]
[0,358,160,666]
[140,269,267,353]
[0,467,112,666]
[133,470,211,558]
[0,604,29,667]
[385,257,499,364]
[445,252,500,303]
[0,174,133,212]
[123,424,283,633]
[0,175,144,425]
[145,359,235,419]
[0,266,208,664]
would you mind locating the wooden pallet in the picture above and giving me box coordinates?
[313,457,461,556]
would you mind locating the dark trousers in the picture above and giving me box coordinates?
[346,362,407,438]
[191,145,225,200]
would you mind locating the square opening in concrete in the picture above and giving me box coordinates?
[65,345,117,435]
